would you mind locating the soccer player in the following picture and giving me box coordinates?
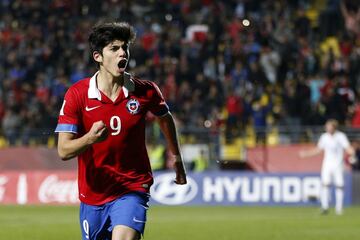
[300,119,356,215]
[55,22,187,240]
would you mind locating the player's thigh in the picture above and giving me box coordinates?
[333,169,344,187]
[80,202,111,240]
[109,192,149,237]
[321,167,332,186]
[112,225,140,240]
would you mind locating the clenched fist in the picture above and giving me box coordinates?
[87,121,108,144]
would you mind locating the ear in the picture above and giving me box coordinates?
[93,51,102,64]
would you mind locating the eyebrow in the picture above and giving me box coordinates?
[109,42,128,47]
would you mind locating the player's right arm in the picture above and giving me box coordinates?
[55,87,108,160]
[58,121,107,160]
[299,147,323,158]
[299,134,324,158]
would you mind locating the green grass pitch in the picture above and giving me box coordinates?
[0,205,359,240]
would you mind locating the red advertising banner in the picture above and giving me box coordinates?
[246,144,352,173]
[0,171,78,205]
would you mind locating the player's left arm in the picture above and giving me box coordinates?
[342,133,357,164]
[345,146,355,156]
[345,146,357,164]
[157,112,187,185]
[148,81,186,184]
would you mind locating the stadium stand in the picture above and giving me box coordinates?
[1,0,360,171]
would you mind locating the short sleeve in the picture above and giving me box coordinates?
[339,133,350,149]
[54,88,80,133]
[317,134,325,149]
[148,82,169,117]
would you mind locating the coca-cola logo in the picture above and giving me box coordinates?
[0,176,8,202]
[38,175,78,203]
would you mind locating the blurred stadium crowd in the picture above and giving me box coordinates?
[1,0,360,146]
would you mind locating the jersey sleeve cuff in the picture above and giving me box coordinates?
[152,104,170,117]
[55,124,78,133]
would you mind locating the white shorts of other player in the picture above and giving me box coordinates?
[321,163,344,187]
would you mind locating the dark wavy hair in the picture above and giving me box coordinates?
[88,22,136,54]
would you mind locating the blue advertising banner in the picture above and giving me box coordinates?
[150,171,352,206]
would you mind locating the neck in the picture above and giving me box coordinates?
[97,70,124,101]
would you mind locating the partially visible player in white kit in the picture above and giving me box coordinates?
[300,119,357,215]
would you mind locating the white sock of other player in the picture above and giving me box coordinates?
[335,187,344,215]
[321,185,330,210]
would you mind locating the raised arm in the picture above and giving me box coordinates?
[157,112,187,185]
[57,121,108,160]
[340,0,349,18]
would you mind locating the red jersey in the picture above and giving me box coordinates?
[55,72,169,205]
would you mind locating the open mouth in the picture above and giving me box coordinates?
[118,59,127,69]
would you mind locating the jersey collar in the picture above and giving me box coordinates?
[122,72,135,98]
[88,71,135,100]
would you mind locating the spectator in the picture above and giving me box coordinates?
[225,90,243,141]
[251,99,271,144]
[340,0,360,37]
[351,100,360,127]
[259,44,281,84]
[0,0,360,146]
[2,107,21,145]
[282,79,302,142]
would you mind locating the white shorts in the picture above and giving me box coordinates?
[321,166,344,187]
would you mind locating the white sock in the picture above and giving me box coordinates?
[321,185,330,210]
[335,187,344,214]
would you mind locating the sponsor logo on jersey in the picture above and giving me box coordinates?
[85,105,101,111]
[60,100,66,115]
[126,99,140,114]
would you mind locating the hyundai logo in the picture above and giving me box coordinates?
[151,173,198,205]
